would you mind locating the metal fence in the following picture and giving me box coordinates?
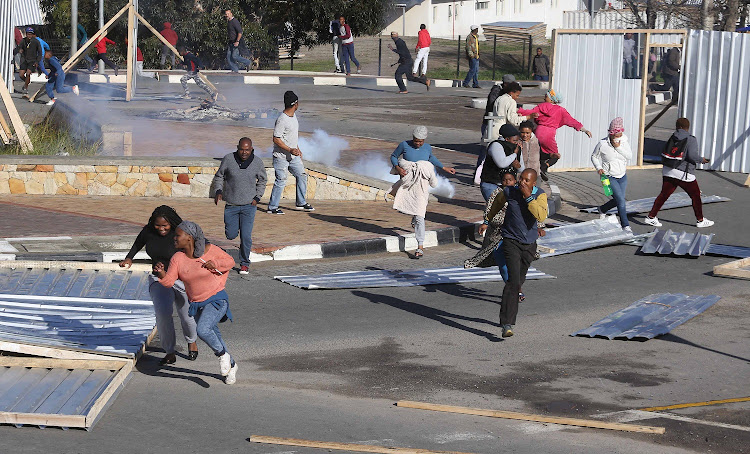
[681,29,750,173]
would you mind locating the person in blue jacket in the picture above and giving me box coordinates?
[42,49,79,105]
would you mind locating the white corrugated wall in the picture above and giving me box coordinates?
[551,33,641,169]
[562,10,678,30]
[681,30,750,173]
[12,0,44,27]
[1,1,14,92]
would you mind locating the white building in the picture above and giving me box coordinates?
[383,0,586,39]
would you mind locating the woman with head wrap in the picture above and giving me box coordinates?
[518,89,592,181]
[120,206,198,366]
[390,126,456,258]
[479,123,524,201]
[591,117,633,233]
[153,221,239,384]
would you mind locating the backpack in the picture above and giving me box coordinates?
[661,134,688,168]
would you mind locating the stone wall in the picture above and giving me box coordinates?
[0,158,392,201]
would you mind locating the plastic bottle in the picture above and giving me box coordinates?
[600,174,613,196]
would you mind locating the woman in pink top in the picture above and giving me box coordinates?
[154,221,239,385]
[518,89,592,180]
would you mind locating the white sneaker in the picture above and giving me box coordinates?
[46,99,56,106]
[597,207,607,220]
[225,362,238,385]
[219,352,232,376]
[696,218,714,228]
[72,85,79,96]
[623,226,633,234]
[644,216,662,227]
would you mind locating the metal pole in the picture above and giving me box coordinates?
[492,35,496,81]
[456,35,461,79]
[528,37,533,78]
[378,37,382,76]
[98,0,104,73]
[402,6,406,37]
[132,0,138,97]
[71,0,78,57]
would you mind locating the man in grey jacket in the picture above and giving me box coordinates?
[213,137,267,274]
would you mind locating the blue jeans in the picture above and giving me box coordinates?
[226,44,251,71]
[599,173,629,227]
[269,154,308,210]
[195,297,230,357]
[492,240,509,282]
[533,74,549,81]
[463,58,479,87]
[224,204,256,267]
[480,181,499,201]
[340,43,360,74]
[45,73,73,99]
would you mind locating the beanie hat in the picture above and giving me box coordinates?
[608,117,625,135]
[502,74,516,84]
[499,123,520,138]
[284,91,298,108]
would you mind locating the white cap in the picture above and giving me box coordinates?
[413,126,428,139]
[471,24,479,31]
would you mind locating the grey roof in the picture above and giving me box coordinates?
[572,293,721,340]
[640,229,713,257]
[581,192,730,215]
[276,266,554,290]
[537,217,637,257]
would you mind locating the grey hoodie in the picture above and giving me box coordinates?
[212,152,267,205]
[672,129,701,176]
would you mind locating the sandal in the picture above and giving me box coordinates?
[415,248,424,258]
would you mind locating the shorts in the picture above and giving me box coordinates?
[20,61,37,71]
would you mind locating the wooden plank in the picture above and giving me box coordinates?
[0,357,127,370]
[638,32,651,166]
[713,257,750,280]
[249,436,476,454]
[85,360,131,426]
[0,109,12,137]
[125,2,135,102]
[0,411,87,427]
[395,401,665,434]
[0,340,130,362]
[0,75,33,153]
[550,29,557,91]
[744,173,750,187]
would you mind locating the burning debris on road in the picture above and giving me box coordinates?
[156,99,279,121]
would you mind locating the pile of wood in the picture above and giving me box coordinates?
[482,21,547,44]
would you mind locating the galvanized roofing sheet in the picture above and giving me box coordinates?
[640,229,713,257]
[572,293,721,340]
[581,192,730,215]
[537,217,635,257]
[706,243,750,258]
[12,0,44,26]
[276,266,555,290]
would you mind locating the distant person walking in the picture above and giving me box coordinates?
[591,117,633,233]
[159,22,178,69]
[330,17,344,73]
[95,32,119,76]
[622,33,637,79]
[154,221,239,385]
[462,25,481,89]
[267,91,314,215]
[338,15,361,76]
[645,117,714,228]
[13,27,22,71]
[388,32,431,94]
[213,137,267,275]
[225,9,252,73]
[413,24,431,76]
[120,206,198,366]
[125,39,158,79]
[518,90,592,181]
[41,49,80,105]
[651,47,681,102]
[178,47,216,100]
[19,27,43,94]
[531,48,550,81]
[76,24,95,71]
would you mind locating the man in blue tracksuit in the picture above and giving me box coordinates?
[42,49,79,105]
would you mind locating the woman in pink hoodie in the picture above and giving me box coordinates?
[518,89,591,180]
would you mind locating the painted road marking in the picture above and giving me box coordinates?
[595,410,750,433]
[640,396,750,412]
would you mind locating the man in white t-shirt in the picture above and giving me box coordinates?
[267,91,314,215]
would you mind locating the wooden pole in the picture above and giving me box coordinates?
[0,75,33,152]
[125,2,135,101]
[550,29,557,90]
[637,32,651,166]
[249,436,477,454]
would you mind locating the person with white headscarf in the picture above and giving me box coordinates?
[390,126,456,258]
[153,221,240,385]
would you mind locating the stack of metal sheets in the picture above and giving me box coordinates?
[537,217,635,257]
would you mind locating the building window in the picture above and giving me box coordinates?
[497,0,504,15]
[476,1,489,9]
[455,3,459,18]
[448,4,451,18]
[530,0,542,3]
[433,6,437,22]
[514,0,522,14]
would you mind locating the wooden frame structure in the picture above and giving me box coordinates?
[0,75,33,152]
[713,257,750,280]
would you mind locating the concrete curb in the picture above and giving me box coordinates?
[647,91,672,104]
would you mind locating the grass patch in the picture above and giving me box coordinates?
[1,119,100,156]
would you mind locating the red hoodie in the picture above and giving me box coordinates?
[160,22,178,46]
[95,37,115,54]
[416,29,431,49]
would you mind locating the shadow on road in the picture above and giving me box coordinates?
[658,334,750,363]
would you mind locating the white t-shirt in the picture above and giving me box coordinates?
[662,166,696,182]
[273,112,299,159]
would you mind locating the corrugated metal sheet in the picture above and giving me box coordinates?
[552,32,642,169]
[275,266,555,290]
[706,243,750,258]
[12,0,44,26]
[537,217,636,257]
[562,10,679,30]
[640,229,713,256]
[681,30,750,173]
[650,33,684,46]
[1,1,14,92]
[572,293,721,339]
[581,192,730,215]
[0,268,155,357]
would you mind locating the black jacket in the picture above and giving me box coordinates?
[392,38,412,64]
[481,140,520,184]
[21,37,42,63]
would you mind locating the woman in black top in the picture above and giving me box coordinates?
[120,205,198,365]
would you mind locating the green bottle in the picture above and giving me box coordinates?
[600,174,613,197]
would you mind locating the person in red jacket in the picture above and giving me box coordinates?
[413,24,430,77]
[95,32,119,76]
[125,38,158,79]
[338,15,361,76]
[160,22,178,68]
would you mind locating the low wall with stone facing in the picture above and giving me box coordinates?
[0,157,392,201]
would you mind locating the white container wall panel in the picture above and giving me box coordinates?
[552,33,641,169]
[1,1,14,92]
[12,0,44,26]
[681,30,750,173]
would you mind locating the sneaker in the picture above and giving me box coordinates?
[356,66,362,73]
[462,83,470,88]
[154,72,160,81]
[239,265,249,275]
[295,204,315,212]
[501,324,514,338]
[46,99,56,106]
[399,90,409,94]
[696,218,714,228]
[472,85,481,89]
[219,352,232,376]
[623,226,633,234]
[225,362,238,385]
[540,170,549,182]
[266,208,285,215]
[644,216,662,227]
[72,85,79,96]
[414,248,424,259]
[22,88,28,95]
[597,207,607,220]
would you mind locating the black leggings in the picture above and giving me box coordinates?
[540,153,559,173]
[97,53,118,71]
